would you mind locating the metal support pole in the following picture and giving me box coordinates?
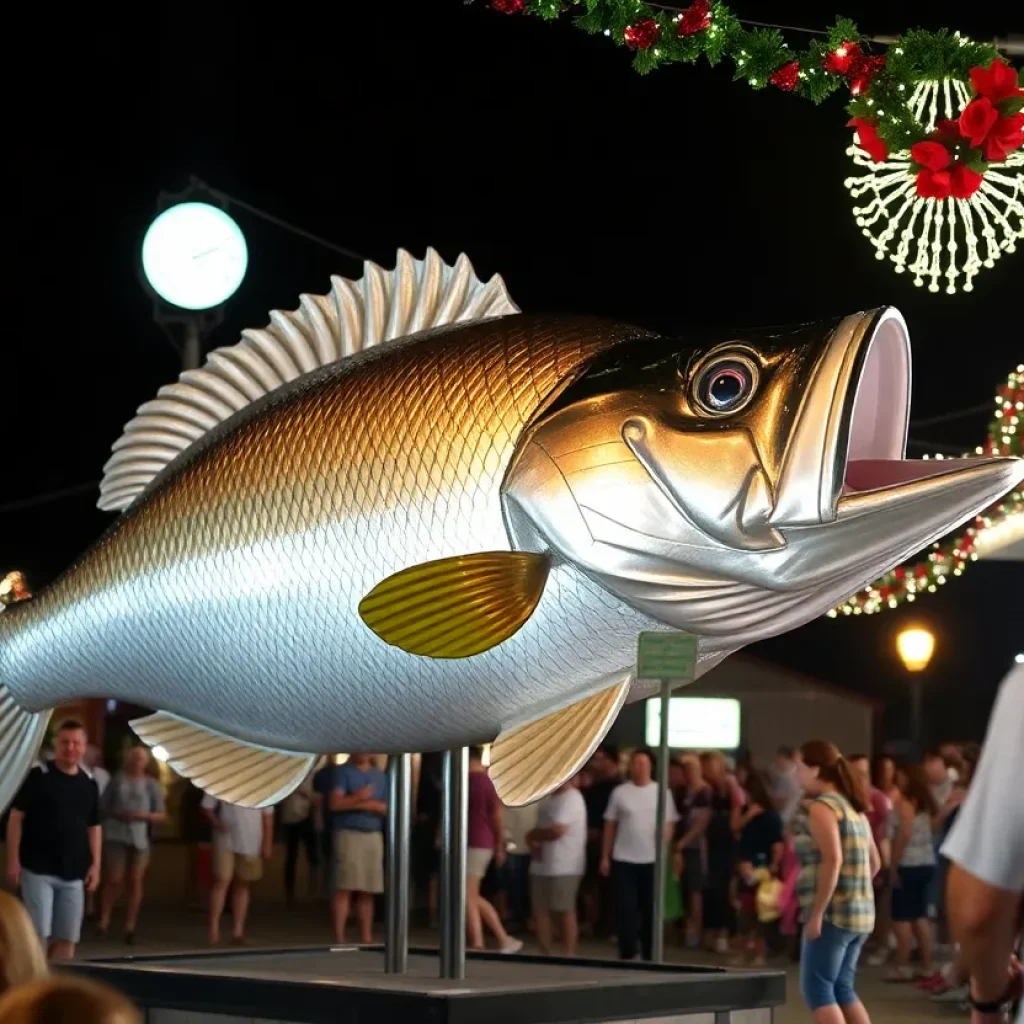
[385,753,411,973]
[182,318,202,370]
[652,680,671,962]
[439,747,468,979]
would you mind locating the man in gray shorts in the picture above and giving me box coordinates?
[5,720,101,960]
[528,778,588,956]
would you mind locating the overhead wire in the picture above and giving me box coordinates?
[188,176,368,266]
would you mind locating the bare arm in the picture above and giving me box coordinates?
[729,786,744,837]
[675,807,710,852]
[601,819,617,863]
[329,786,371,812]
[261,813,274,858]
[85,825,102,891]
[5,809,23,884]
[890,800,913,875]
[947,864,1020,1008]
[807,803,843,923]
[868,830,881,878]
[529,823,569,843]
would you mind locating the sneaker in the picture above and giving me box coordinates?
[714,937,730,954]
[915,972,945,991]
[931,984,970,1003]
[500,938,524,955]
[865,950,889,967]
[885,966,914,982]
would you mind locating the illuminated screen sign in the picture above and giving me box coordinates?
[644,697,741,750]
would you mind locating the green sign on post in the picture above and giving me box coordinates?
[636,631,699,682]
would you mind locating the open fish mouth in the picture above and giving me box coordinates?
[776,306,1024,530]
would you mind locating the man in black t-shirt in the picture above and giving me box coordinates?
[5,720,101,960]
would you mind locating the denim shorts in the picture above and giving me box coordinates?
[800,920,868,1011]
[20,869,85,944]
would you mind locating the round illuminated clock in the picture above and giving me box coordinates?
[141,202,248,311]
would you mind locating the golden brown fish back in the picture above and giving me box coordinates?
[23,314,652,622]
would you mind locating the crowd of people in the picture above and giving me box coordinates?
[2,668,1022,1024]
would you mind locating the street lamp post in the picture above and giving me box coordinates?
[896,627,935,757]
[140,197,249,370]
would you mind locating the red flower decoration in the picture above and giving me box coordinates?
[970,60,1024,104]
[934,119,963,143]
[983,112,1024,162]
[848,54,886,96]
[949,164,984,199]
[911,140,952,172]
[916,170,951,199]
[770,60,800,92]
[823,41,861,76]
[624,18,660,50]
[848,117,888,163]
[490,0,524,10]
[959,97,1000,147]
[677,0,711,38]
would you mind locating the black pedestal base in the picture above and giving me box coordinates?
[71,945,785,1024]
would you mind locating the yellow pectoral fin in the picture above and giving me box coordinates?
[358,552,549,659]
[489,674,632,807]
[130,712,318,808]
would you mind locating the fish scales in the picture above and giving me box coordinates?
[1,315,660,752]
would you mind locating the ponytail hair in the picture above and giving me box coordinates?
[800,740,869,814]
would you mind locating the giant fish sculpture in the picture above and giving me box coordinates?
[1,250,1021,810]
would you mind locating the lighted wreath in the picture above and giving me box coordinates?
[487,2,1024,293]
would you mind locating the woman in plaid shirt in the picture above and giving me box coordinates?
[794,741,881,1024]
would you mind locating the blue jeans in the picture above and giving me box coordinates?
[800,920,868,1011]
[20,870,85,944]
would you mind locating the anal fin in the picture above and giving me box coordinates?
[489,675,631,807]
[130,712,318,808]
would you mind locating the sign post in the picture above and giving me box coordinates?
[636,631,698,963]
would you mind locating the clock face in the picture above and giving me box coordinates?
[142,202,248,311]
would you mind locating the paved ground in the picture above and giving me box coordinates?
[73,901,960,1023]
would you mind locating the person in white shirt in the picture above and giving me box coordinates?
[941,665,1024,1024]
[527,777,587,956]
[600,749,678,961]
[200,795,273,945]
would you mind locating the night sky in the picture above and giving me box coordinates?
[7,1,1021,747]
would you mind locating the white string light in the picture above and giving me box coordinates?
[843,79,1024,294]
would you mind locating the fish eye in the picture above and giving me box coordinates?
[692,354,758,415]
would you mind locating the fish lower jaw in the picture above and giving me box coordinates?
[835,454,1023,520]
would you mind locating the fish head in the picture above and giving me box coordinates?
[502,308,1024,648]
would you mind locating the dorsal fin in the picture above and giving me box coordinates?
[98,248,520,512]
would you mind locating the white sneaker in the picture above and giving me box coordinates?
[865,950,888,967]
[500,938,524,955]
[931,985,969,1003]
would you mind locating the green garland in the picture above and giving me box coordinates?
[503,0,1007,151]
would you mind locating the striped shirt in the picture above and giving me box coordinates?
[794,792,875,934]
[898,809,936,867]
